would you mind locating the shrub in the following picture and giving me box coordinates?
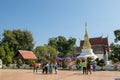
[62,60,67,69]
[75,59,81,70]
[97,59,106,70]
[28,60,34,67]
[112,58,119,70]
[112,58,119,63]
[17,59,23,68]
[5,56,12,67]
[87,57,93,61]
[75,59,81,64]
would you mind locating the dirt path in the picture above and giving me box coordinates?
[0,69,120,80]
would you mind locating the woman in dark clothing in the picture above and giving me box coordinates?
[42,62,46,74]
[86,61,92,74]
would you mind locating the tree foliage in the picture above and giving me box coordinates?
[5,56,12,67]
[112,57,119,63]
[109,43,120,61]
[17,59,23,68]
[34,45,57,62]
[62,60,67,68]
[87,57,93,61]
[75,58,82,70]
[1,29,34,55]
[114,30,120,42]
[97,59,106,70]
[0,45,5,59]
[28,60,34,67]
[48,36,76,58]
[112,57,119,70]
[0,43,14,64]
[3,43,14,57]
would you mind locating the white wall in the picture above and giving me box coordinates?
[96,54,103,60]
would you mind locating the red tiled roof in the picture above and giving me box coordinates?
[80,37,109,52]
[18,50,37,60]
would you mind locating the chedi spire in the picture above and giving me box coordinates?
[83,22,91,49]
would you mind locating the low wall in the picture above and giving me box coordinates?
[96,64,120,70]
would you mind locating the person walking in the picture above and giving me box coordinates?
[86,60,92,74]
[42,62,46,74]
[93,60,97,71]
[49,62,53,74]
[82,60,87,75]
[54,63,58,74]
[45,62,49,74]
[33,61,38,73]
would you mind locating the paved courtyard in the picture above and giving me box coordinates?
[0,69,120,80]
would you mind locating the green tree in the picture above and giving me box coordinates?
[0,43,14,64]
[114,30,120,42]
[3,43,14,57]
[48,36,76,58]
[34,46,47,62]
[109,43,120,61]
[2,29,34,55]
[34,45,57,62]
[0,45,5,60]
[48,37,57,49]
[46,45,57,61]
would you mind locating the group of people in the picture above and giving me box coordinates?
[33,61,58,74]
[33,59,97,75]
[42,62,58,74]
[79,60,97,75]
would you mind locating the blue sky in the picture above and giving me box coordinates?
[0,0,120,47]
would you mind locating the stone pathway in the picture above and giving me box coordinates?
[0,69,120,80]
